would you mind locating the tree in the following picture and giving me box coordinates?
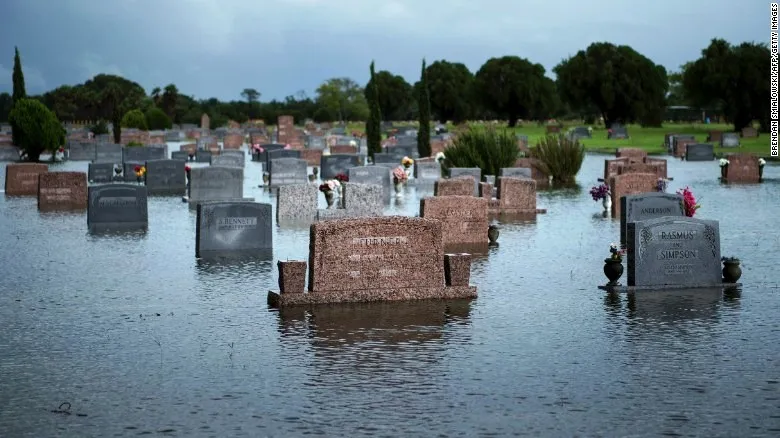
[417,59,432,158]
[315,77,368,122]
[683,39,770,132]
[666,62,693,106]
[366,62,382,159]
[241,88,261,103]
[364,70,413,120]
[425,60,473,123]
[150,87,161,106]
[9,98,65,162]
[145,107,172,130]
[474,56,558,127]
[160,84,179,121]
[82,74,146,143]
[12,47,26,104]
[122,109,148,130]
[0,92,11,121]
[554,42,668,128]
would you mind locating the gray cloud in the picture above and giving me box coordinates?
[0,0,767,100]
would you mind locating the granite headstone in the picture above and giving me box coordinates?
[87,184,148,232]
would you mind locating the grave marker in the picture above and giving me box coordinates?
[0,146,20,161]
[88,162,116,183]
[348,166,392,196]
[4,163,48,196]
[499,168,532,178]
[414,161,442,182]
[195,201,272,258]
[188,167,244,203]
[87,184,148,231]
[196,151,212,163]
[211,154,244,168]
[448,167,480,195]
[608,173,657,218]
[38,172,88,211]
[626,217,721,287]
[68,143,96,161]
[685,143,715,161]
[277,184,317,223]
[94,144,124,164]
[620,192,685,246]
[269,158,308,187]
[420,196,489,249]
[321,154,360,180]
[724,154,761,183]
[434,177,474,197]
[144,159,187,195]
[721,133,740,147]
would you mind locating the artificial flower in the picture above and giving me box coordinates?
[676,186,700,217]
[334,173,349,183]
[719,158,729,167]
[401,156,414,167]
[435,152,446,162]
[185,165,191,172]
[758,158,766,166]
[392,166,408,183]
[589,184,610,201]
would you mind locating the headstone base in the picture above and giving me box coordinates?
[597,282,741,293]
[268,286,477,308]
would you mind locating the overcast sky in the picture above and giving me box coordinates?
[0,0,767,102]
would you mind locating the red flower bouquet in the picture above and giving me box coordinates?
[676,186,700,217]
[334,173,349,183]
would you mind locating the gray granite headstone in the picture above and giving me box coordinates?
[348,166,392,197]
[571,126,591,139]
[343,182,383,217]
[68,143,97,161]
[269,158,308,187]
[449,167,481,195]
[266,149,301,171]
[211,154,244,168]
[145,159,186,196]
[123,146,166,163]
[88,162,116,183]
[165,131,183,142]
[196,151,212,163]
[620,193,685,246]
[171,151,190,161]
[484,175,496,185]
[372,153,397,167]
[414,161,442,182]
[220,149,246,165]
[94,144,123,164]
[308,137,326,150]
[320,154,360,179]
[87,184,148,232]
[276,184,317,223]
[685,143,715,161]
[385,144,417,159]
[499,168,532,178]
[195,201,272,258]
[721,133,740,148]
[0,146,20,161]
[609,125,629,139]
[188,166,243,203]
[626,217,721,287]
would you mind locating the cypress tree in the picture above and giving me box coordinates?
[367,61,382,159]
[11,47,27,147]
[417,59,431,157]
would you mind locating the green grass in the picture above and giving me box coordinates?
[343,121,774,159]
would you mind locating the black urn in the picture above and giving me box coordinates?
[604,258,624,286]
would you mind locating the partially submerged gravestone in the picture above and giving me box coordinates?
[448,168,481,195]
[420,195,489,253]
[195,201,272,259]
[88,162,116,183]
[277,184,318,224]
[268,216,478,307]
[123,146,166,163]
[68,143,97,161]
[4,163,48,196]
[604,157,668,181]
[434,177,474,197]
[608,173,657,218]
[38,172,88,211]
[269,158,308,187]
[721,133,740,148]
[145,159,187,196]
[196,151,212,163]
[94,144,123,164]
[188,166,245,206]
[724,154,761,183]
[414,161,442,184]
[685,144,715,161]
[87,184,148,232]
[349,166,392,197]
[317,183,384,220]
[211,153,244,168]
[321,154,360,180]
[372,153,397,167]
[625,217,722,288]
[620,192,685,246]
[499,168,532,178]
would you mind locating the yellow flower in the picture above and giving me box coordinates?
[401,156,414,166]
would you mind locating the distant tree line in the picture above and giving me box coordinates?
[0,39,769,133]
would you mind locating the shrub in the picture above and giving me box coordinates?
[441,127,519,178]
[121,109,147,130]
[8,98,65,162]
[90,120,109,135]
[145,107,172,130]
[532,134,584,184]
[126,141,143,147]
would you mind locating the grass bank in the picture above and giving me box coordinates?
[344,122,773,159]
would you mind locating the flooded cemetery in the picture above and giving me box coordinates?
[0,122,779,436]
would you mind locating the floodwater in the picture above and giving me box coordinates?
[1,149,779,437]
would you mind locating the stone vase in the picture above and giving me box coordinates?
[325,190,336,208]
[604,258,623,286]
[488,225,499,245]
[722,261,742,283]
[602,196,612,212]
[720,165,728,180]
[394,181,404,196]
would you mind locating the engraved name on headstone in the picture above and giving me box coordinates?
[195,201,273,258]
[88,162,116,183]
[321,154,360,180]
[269,158,308,187]
[620,192,685,246]
[87,184,148,231]
[188,167,244,203]
[144,159,187,195]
